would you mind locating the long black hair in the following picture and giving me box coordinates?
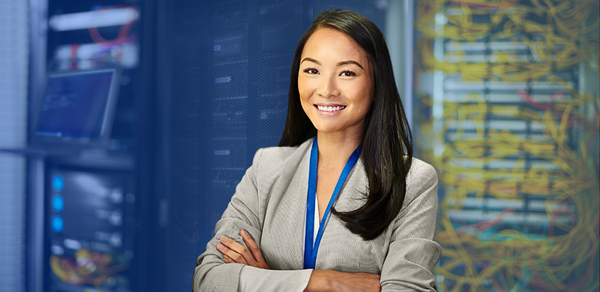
[279,9,413,240]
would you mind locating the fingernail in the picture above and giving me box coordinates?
[240,230,247,236]
[217,243,223,250]
[220,236,228,243]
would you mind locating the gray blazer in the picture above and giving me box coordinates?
[193,138,441,291]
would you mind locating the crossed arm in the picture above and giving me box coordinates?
[218,230,381,292]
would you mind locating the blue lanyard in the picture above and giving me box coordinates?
[303,136,361,269]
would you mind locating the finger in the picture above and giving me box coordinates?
[218,243,248,265]
[216,243,248,265]
[240,230,268,266]
[240,230,268,269]
[223,254,232,263]
[220,236,256,265]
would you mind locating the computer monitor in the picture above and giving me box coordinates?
[33,69,120,148]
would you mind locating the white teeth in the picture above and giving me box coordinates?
[317,105,346,112]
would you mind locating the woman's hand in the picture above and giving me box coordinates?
[216,230,270,269]
[305,270,381,292]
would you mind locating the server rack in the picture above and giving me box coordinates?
[23,0,159,291]
[43,158,137,292]
[164,1,307,290]
[437,36,579,228]
[414,0,599,290]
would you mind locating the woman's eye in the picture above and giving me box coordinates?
[340,70,356,77]
[303,68,318,74]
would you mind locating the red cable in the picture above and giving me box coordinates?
[88,5,138,48]
[70,44,79,69]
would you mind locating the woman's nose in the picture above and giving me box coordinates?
[317,74,340,98]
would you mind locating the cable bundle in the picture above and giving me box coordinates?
[413,0,599,290]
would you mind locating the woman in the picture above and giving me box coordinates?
[193,9,440,292]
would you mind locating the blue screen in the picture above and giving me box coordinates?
[36,70,115,138]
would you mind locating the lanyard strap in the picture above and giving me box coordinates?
[303,136,361,269]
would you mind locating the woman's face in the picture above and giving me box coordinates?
[298,28,374,139]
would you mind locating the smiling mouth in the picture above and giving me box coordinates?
[315,105,347,112]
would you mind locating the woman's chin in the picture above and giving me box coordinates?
[313,122,342,133]
[315,126,357,137]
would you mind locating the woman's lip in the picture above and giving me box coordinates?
[314,104,346,115]
[313,103,346,106]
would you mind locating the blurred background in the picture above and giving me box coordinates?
[0,0,597,291]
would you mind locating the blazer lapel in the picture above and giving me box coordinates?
[284,145,311,268]
[261,138,313,270]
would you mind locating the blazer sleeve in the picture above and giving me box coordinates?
[380,162,442,292]
[192,148,312,292]
[192,148,265,292]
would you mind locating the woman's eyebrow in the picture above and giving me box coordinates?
[301,57,321,65]
[336,60,364,70]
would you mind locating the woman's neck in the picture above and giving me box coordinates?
[316,131,361,167]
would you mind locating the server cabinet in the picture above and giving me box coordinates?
[26,0,158,291]
[44,160,137,292]
[412,0,599,290]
